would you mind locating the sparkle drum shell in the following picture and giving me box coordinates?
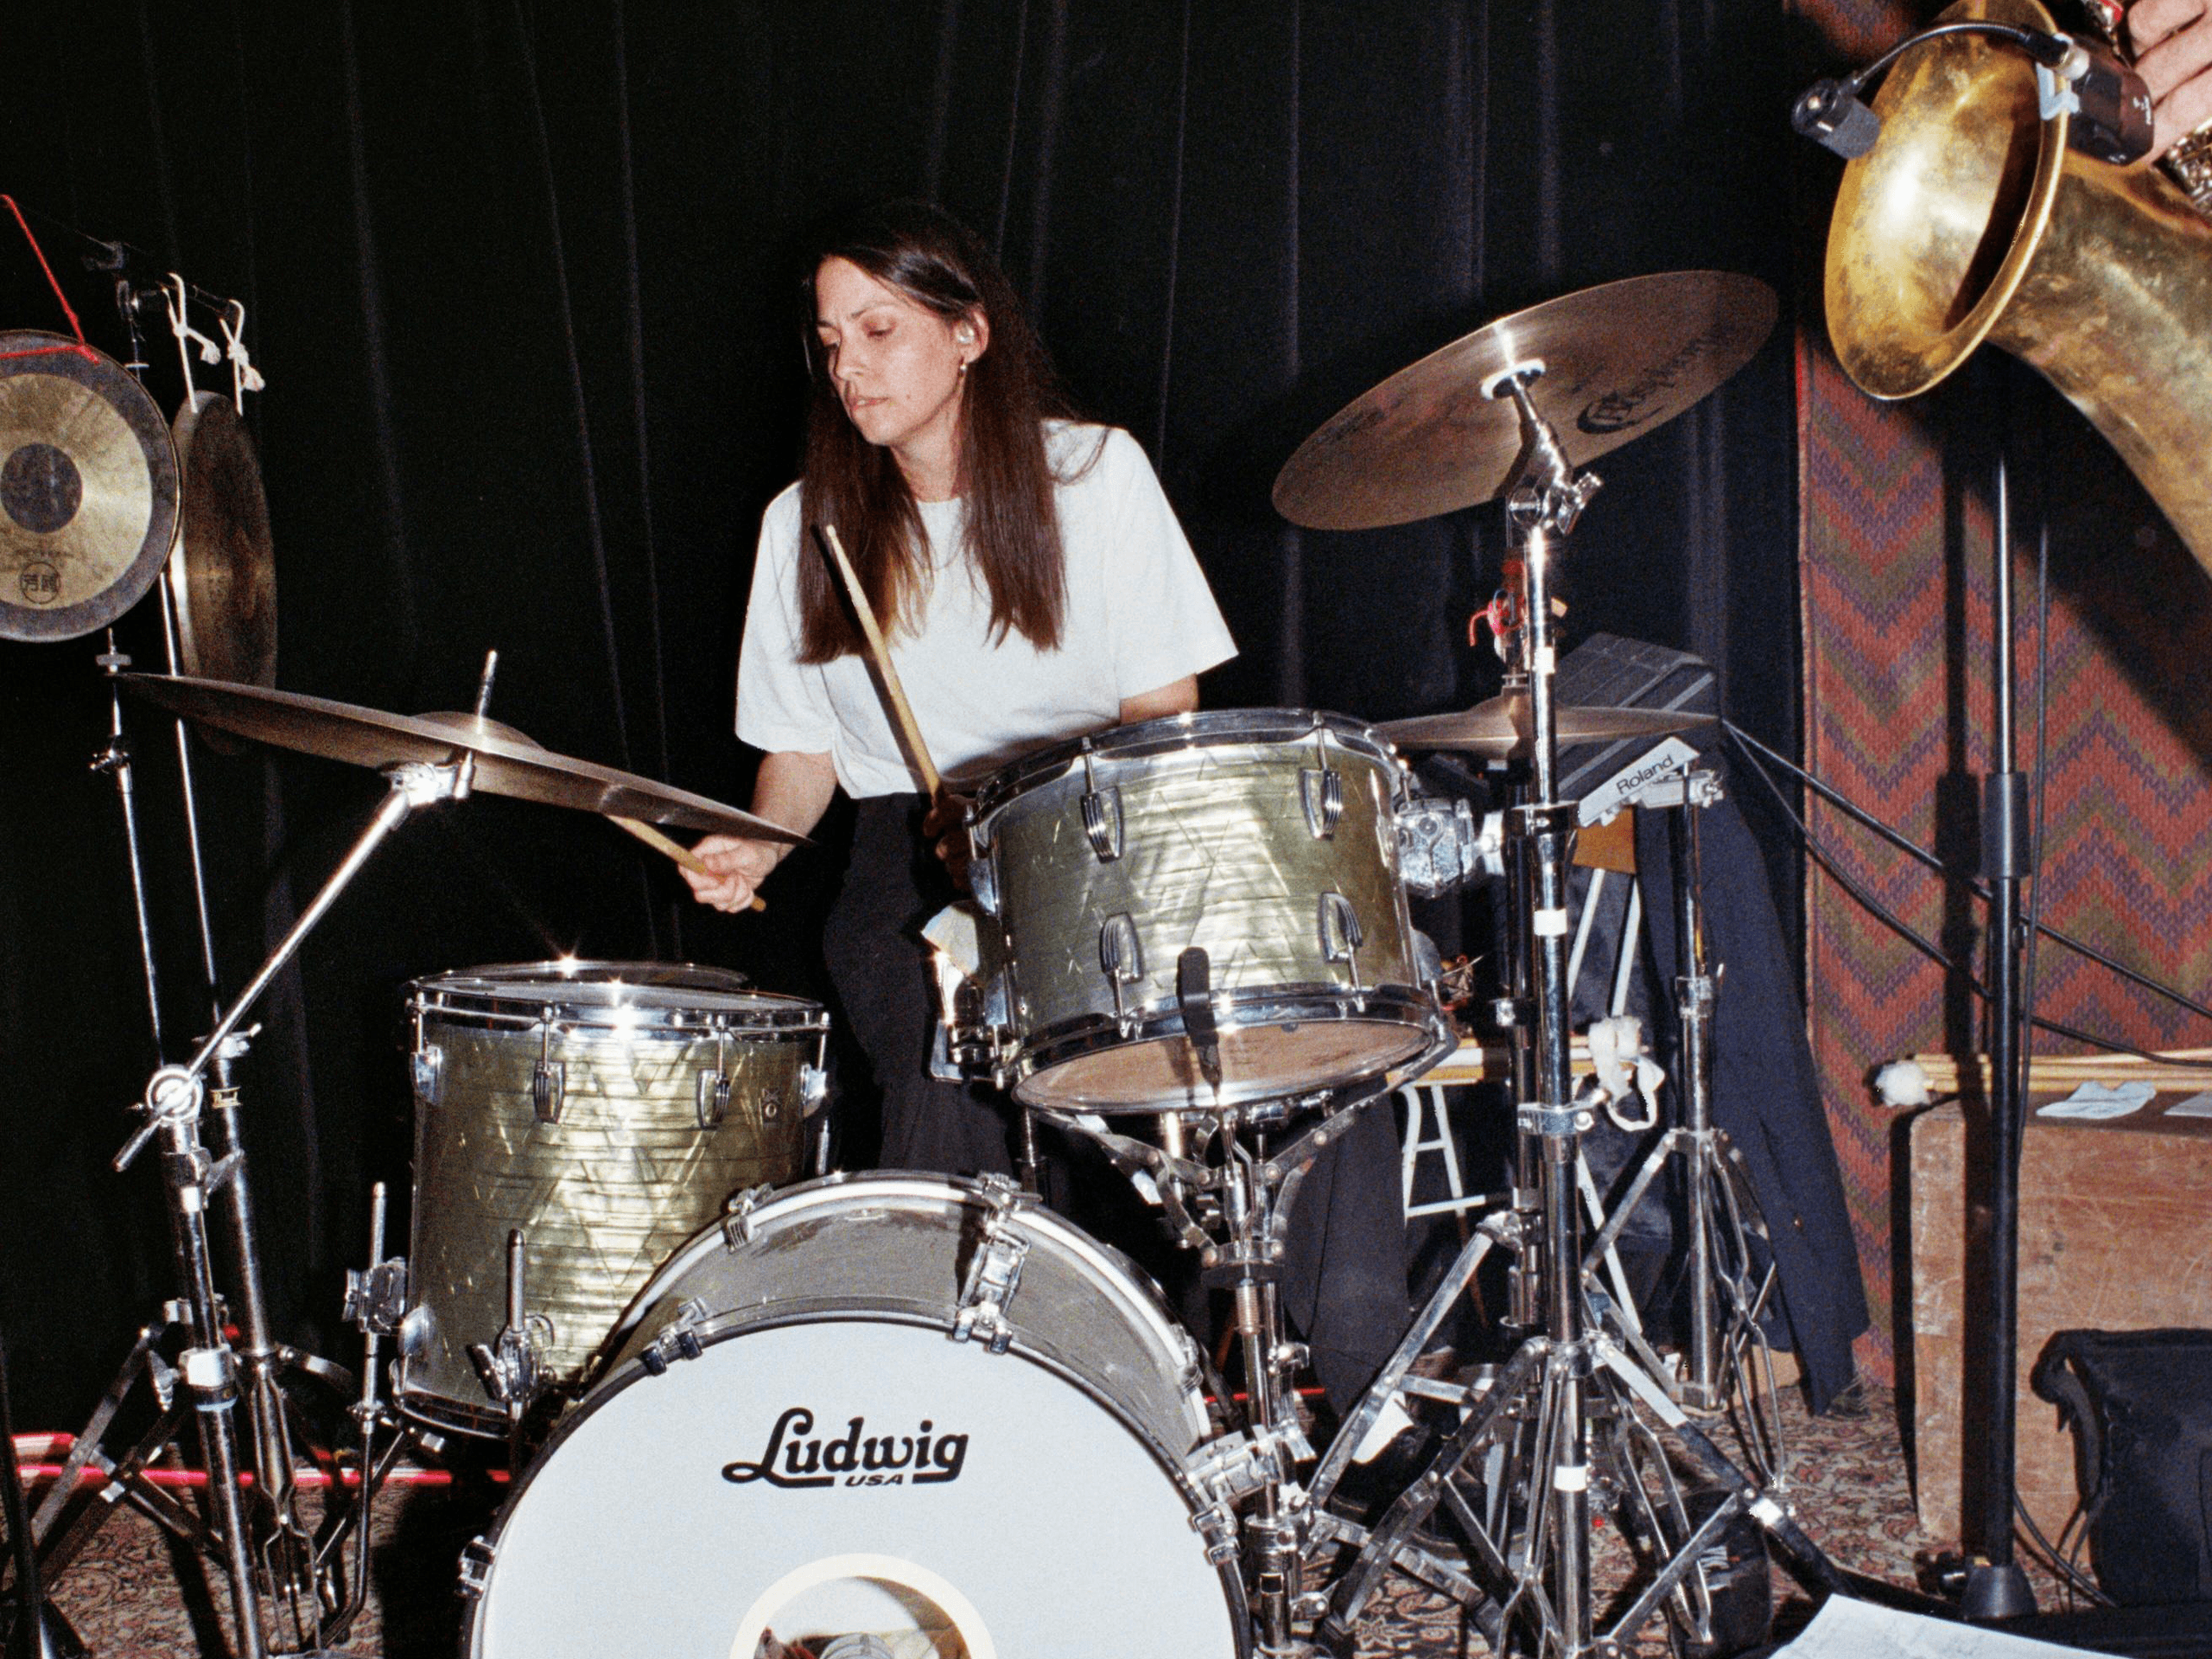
[463,1173,1248,1659]
[963,709,1447,1109]
[398,962,827,1438]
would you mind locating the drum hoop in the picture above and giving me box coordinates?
[970,707,1401,829]
[602,1172,1192,1381]
[410,961,829,1033]
[1002,989,1452,1107]
[467,1306,1252,1659]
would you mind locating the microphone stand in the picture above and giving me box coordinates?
[1961,370,2037,1620]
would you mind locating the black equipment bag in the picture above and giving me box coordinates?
[2030,1327,2212,1606]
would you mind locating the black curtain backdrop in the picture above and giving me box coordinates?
[0,0,1802,1429]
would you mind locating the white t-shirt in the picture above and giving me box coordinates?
[735,423,1237,798]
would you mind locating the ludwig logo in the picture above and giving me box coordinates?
[722,1407,969,1490]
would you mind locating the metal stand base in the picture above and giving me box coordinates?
[1962,1560,2038,1622]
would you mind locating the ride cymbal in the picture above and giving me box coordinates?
[169,391,276,687]
[0,333,179,641]
[1377,692,1711,760]
[117,673,809,842]
[1272,272,1777,531]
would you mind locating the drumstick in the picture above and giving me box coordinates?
[609,815,766,913]
[816,524,944,799]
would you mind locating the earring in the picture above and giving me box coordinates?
[958,359,969,374]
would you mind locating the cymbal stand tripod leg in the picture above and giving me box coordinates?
[62,764,456,1657]
[1324,371,1703,1656]
[1666,774,1788,1480]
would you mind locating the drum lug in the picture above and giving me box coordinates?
[799,1062,829,1115]
[952,1178,1034,1354]
[721,1184,776,1251]
[457,1536,496,1600]
[1300,766,1344,839]
[1099,912,1145,1027]
[532,1009,564,1122]
[1191,1500,1242,1566]
[637,1297,711,1376]
[467,1312,552,1410]
[343,1257,410,1337]
[695,1068,732,1128]
[1081,784,1123,861]
[1318,892,1364,975]
[410,1044,443,1106]
[531,1058,564,1123]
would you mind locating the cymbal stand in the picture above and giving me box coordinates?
[1312,370,1859,1656]
[150,564,340,1640]
[37,757,473,1658]
[1493,788,1548,1336]
[1575,766,1789,1484]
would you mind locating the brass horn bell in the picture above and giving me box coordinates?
[1823,0,2212,575]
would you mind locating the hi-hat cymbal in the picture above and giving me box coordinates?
[170,391,276,688]
[0,334,179,641]
[1272,272,1778,531]
[118,673,808,843]
[1377,692,1711,759]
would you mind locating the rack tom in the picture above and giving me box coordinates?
[954,709,1448,1110]
[397,962,828,1437]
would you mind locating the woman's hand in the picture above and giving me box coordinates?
[682,750,836,912]
[922,792,976,891]
[2133,0,2212,161]
[683,835,785,912]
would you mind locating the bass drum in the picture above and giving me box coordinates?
[463,1174,1249,1659]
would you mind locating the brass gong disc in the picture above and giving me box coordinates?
[0,332,179,641]
[169,390,276,687]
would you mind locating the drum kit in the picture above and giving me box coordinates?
[11,263,1877,1659]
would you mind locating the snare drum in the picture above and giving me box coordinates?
[397,962,828,1437]
[955,709,1450,1110]
[463,1174,1247,1658]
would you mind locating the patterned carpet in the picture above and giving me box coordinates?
[19,1381,2082,1658]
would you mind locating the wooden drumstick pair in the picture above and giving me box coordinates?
[622,524,942,912]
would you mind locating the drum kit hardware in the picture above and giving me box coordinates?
[18,267,1872,1659]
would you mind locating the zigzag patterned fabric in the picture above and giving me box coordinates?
[1797,262,2212,1382]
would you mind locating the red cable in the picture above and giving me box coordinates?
[0,194,99,364]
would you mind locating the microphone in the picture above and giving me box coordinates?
[2056,44,2155,164]
[1793,78,1882,158]
[1794,26,2153,168]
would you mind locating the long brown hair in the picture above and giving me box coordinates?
[794,200,1090,664]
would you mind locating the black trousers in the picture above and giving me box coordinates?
[821,794,1412,1414]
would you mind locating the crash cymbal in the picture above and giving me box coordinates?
[1377,692,1711,759]
[117,674,808,843]
[0,333,179,641]
[1272,272,1777,531]
[169,391,276,687]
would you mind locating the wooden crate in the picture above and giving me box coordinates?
[1908,1095,2212,1542]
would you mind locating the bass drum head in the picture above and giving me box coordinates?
[467,1319,1243,1658]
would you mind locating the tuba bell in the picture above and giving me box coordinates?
[1823,0,2212,575]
